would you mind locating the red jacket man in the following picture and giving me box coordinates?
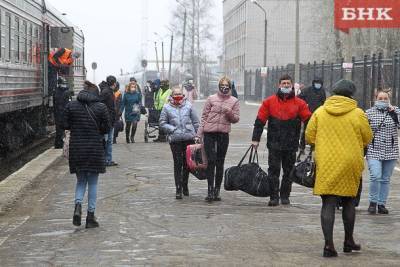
[49,48,80,67]
[252,74,311,206]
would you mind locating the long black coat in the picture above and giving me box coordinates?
[63,89,111,174]
[298,83,326,113]
[53,86,71,125]
[99,81,116,125]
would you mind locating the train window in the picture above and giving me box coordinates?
[22,21,27,63]
[5,13,11,61]
[0,10,2,59]
[14,17,20,62]
[28,24,32,64]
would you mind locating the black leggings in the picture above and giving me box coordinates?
[125,121,138,140]
[321,195,356,246]
[203,133,229,188]
[170,140,194,188]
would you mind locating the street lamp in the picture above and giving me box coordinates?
[251,0,267,99]
[176,0,187,74]
[154,32,165,79]
[250,0,267,68]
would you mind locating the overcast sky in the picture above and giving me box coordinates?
[49,0,223,83]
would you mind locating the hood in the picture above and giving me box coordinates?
[153,79,161,89]
[323,95,357,116]
[77,89,100,104]
[312,78,323,88]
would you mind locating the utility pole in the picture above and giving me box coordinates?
[176,0,187,82]
[295,0,300,83]
[169,34,174,82]
[196,0,201,96]
[162,41,165,80]
[154,42,160,72]
[191,0,195,84]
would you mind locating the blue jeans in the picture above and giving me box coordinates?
[368,159,397,205]
[104,128,114,164]
[75,171,99,212]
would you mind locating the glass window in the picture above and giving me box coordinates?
[22,21,27,63]
[15,17,20,62]
[5,13,11,61]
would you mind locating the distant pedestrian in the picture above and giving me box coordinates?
[121,82,142,143]
[366,89,400,215]
[305,79,372,257]
[113,81,122,144]
[160,87,200,199]
[231,81,238,98]
[130,77,142,94]
[197,77,240,202]
[63,80,111,228]
[183,80,198,103]
[251,74,311,206]
[154,80,172,142]
[144,80,154,108]
[298,78,327,152]
[54,77,71,149]
[99,75,118,166]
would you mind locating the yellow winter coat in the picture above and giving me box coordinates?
[305,95,372,197]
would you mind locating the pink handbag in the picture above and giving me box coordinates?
[186,143,208,171]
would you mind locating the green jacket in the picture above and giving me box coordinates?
[154,88,172,110]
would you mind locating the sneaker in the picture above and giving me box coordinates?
[268,199,279,206]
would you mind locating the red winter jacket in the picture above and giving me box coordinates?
[252,90,311,151]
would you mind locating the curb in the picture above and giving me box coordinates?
[0,148,62,215]
[245,101,261,106]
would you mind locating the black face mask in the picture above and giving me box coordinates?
[219,86,230,95]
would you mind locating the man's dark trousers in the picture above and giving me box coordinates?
[268,149,296,200]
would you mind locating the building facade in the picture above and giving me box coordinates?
[223,0,335,94]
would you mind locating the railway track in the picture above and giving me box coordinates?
[0,132,55,182]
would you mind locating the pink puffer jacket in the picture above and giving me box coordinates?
[197,92,240,137]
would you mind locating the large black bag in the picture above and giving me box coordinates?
[289,149,315,188]
[114,119,124,133]
[224,146,271,197]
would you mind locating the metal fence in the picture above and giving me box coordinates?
[244,52,400,110]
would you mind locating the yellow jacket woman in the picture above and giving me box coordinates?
[306,89,372,197]
[305,79,373,258]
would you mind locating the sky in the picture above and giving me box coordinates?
[48,0,223,83]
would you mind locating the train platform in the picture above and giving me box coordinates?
[0,102,399,266]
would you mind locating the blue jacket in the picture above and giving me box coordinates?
[121,91,142,122]
[160,99,200,143]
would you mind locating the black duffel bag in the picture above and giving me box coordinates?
[224,146,271,197]
[289,149,315,188]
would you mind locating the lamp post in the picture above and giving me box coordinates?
[154,32,165,79]
[176,0,187,77]
[251,0,267,99]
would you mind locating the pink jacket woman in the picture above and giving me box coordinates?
[198,77,240,202]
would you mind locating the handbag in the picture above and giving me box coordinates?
[289,149,315,188]
[186,143,208,180]
[224,146,271,197]
[115,119,124,132]
[140,105,147,115]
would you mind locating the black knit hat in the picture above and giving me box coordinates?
[332,79,356,97]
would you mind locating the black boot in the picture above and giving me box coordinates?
[85,211,99,228]
[213,187,221,201]
[343,240,361,253]
[323,241,338,257]
[130,122,137,143]
[378,205,389,214]
[368,202,377,214]
[73,203,82,226]
[205,186,214,202]
[182,184,189,196]
[176,186,183,199]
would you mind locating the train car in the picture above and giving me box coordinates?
[0,0,85,157]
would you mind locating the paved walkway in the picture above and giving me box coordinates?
[0,102,399,266]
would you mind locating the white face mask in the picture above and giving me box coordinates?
[280,87,292,94]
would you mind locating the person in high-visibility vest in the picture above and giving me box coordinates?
[154,80,172,142]
[48,48,81,98]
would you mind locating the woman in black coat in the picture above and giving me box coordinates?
[63,80,111,228]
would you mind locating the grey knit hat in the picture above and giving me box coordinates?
[332,79,356,97]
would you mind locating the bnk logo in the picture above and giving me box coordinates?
[334,0,400,33]
[342,8,393,21]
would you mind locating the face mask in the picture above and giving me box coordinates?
[280,87,292,94]
[314,83,322,89]
[172,95,184,105]
[375,100,389,110]
[219,86,230,95]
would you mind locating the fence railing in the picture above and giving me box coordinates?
[244,51,400,110]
